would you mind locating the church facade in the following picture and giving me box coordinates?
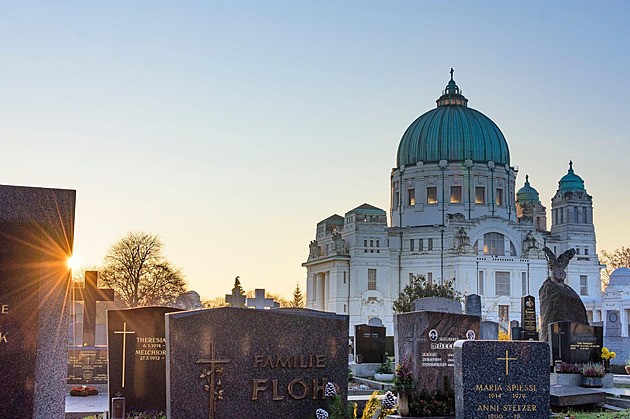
[303,72,603,335]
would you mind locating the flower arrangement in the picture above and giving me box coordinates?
[581,362,605,378]
[498,331,509,341]
[126,409,166,419]
[70,386,98,397]
[375,358,393,375]
[556,362,581,374]
[391,359,416,393]
[601,347,616,360]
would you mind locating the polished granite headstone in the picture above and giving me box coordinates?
[465,294,481,317]
[549,321,602,364]
[605,310,621,337]
[481,321,499,340]
[68,348,108,385]
[394,310,479,393]
[454,340,550,419]
[0,184,75,418]
[355,324,386,363]
[107,306,183,416]
[414,296,462,314]
[520,295,539,340]
[166,307,348,418]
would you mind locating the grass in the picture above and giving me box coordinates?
[558,409,630,418]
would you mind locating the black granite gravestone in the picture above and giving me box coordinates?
[166,307,348,419]
[68,348,108,385]
[465,294,481,317]
[107,306,183,416]
[355,324,386,363]
[520,295,539,340]
[0,185,75,418]
[454,340,550,419]
[394,310,480,393]
[549,321,602,364]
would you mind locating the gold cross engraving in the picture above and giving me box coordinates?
[196,343,231,419]
[113,322,135,388]
[497,350,517,376]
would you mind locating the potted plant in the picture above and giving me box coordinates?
[374,358,394,381]
[581,362,605,388]
[392,359,415,417]
[601,347,616,373]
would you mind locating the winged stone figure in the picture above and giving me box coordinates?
[543,246,576,283]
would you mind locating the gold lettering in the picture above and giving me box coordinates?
[272,380,285,401]
[316,355,325,368]
[276,355,291,368]
[312,378,327,400]
[309,355,313,368]
[0,332,6,343]
[252,379,268,400]
[300,355,308,368]
[288,378,308,399]
[1,305,8,314]
[263,356,273,368]
[254,355,264,368]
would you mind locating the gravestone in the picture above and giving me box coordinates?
[107,306,183,417]
[605,310,621,337]
[394,310,479,393]
[414,296,462,314]
[75,271,115,346]
[166,307,348,418]
[465,294,481,317]
[549,321,602,364]
[454,340,550,419]
[509,320,520,340]
[481,321,499,340]
[68,348,108,385]
[520,295,539,341]
[355,324,386,363]
[0,184,75,418]
[246,288,280,309]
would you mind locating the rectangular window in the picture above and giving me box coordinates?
[495,271,511,296]
[522,272,527,296]
[495,188,503,206]
[410,239,414,251]
[583,207,588,223]
[560,209,564,223]
[427,272,433,283]
[428,238,433,250]
[427,187,438,204]
[475,186,485,204]
[419,238,424,251]
[450,186,462,204]
[584,248,589,255]
[364,239,367,247]
[580,275,588,296]
[574,206,578,223]
[478,271,484,295]
[368,269,377,290]
[394,192,399,209]
[376,240,380,247]
[408,189,416,206]
[370,240,374,247]
[343,304,346,312]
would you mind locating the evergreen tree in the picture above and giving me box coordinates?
[290,282,305,308]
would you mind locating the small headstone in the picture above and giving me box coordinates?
[394,310,479,393]
[454,340,550,419]
[107,306,184,417]
[509,320,519,340]
[481,321,499,340]
[355,324,386,363]
[166,307,348,418]
[414,297,462,314]
[246,289,280,309]
[74,271,115,346]
[465,294,481,317]
[549,321,602,364]
[0,185,75,418]
[368,317,383,327]
[605,310,621,337]
[68,348,108,385]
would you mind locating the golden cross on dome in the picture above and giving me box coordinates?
[497,349,517,376]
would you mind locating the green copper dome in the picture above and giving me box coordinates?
[396,70,510,167]
[558,161,585,192]
[516,175,540,203]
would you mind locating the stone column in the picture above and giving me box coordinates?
[316,273,325,311]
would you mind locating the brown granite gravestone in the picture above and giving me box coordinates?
[166,307,348,418]
[107,306,183,417]
[75,271,114,346]
[394,310,480,393]
[0,184,75,418]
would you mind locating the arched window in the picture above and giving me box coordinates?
[480,232,517,256]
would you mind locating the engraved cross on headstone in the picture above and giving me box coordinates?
[403,323,424,371]
[74,271,114,346]
[196,343,230,419]
[113,321,135,388]
[497,350,517,376]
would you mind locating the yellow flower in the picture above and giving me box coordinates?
[611,352,616,359]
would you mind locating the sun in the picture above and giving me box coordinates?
[67,255,81,270]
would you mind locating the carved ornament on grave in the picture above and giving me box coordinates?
[196,343,230,419]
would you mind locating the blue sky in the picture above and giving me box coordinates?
[2,1,629,299]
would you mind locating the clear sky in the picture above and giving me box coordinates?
[2,1,629,300]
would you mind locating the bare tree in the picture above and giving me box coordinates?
[203,296,227,308]
[600,246,630,291]
[99,231,187,307]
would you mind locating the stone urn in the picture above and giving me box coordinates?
[374,373,394,382]
[581,376,603,388]
[397,392,410,416]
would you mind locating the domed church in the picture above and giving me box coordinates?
[303,70,603,335]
